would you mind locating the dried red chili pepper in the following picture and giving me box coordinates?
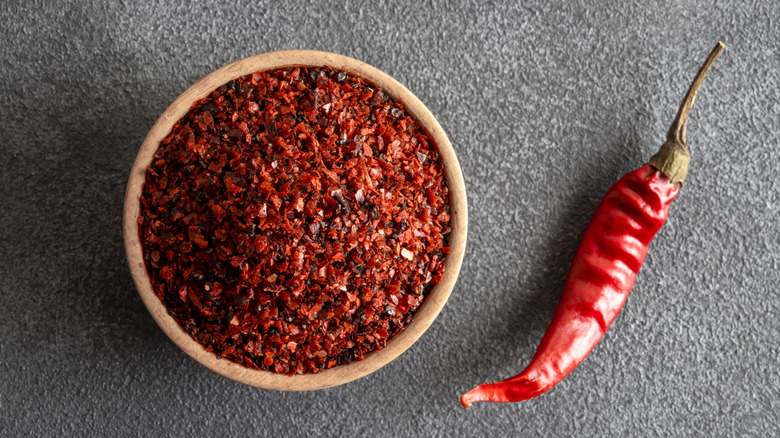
[461,42,725,406]
[139,66,450,375]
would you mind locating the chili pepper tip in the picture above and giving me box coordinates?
[460,392,475,408]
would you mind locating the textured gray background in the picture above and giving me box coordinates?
[1,0,778,436]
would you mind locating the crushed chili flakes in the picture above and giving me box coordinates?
[139,66,451,375]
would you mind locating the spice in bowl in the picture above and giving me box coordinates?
[137,66,451,375]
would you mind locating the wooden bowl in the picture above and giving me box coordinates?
[123,50,467,390]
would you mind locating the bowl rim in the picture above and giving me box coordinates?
[123,49,468,391]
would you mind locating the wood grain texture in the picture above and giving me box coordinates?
[123,50,468,391]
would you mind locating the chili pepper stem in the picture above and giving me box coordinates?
[648,42,725,185]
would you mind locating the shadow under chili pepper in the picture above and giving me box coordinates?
[498,182,598,359]
[459,132,647,390]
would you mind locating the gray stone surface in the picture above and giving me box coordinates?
[2,0,778,436]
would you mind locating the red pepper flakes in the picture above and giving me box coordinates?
[138,66,451,375]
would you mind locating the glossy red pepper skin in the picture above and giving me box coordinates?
[461,164,679,406]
